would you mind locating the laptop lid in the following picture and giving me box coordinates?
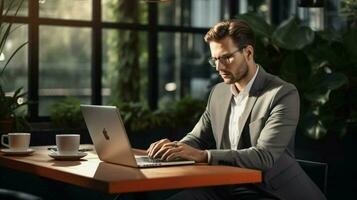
[81,105,138,167]
[80,105,195,168]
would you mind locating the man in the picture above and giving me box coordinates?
[147,19,326,200]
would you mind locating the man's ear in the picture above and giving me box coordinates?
[244,45,254,61]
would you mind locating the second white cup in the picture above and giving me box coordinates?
[56,134,80,155]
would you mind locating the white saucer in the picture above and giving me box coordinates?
[48,152,87,161]
[0,148,35,155]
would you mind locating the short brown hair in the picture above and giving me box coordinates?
[204,19,255,50]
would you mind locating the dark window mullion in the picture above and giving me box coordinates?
[148,3,158,110]
[37,18,93,27]
[28,0,39,119]
[92,0,102,105]
[102,21,208,33]
[229,0,239,18]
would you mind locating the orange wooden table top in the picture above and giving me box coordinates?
[0,145,262,194]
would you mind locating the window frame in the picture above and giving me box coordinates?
[3,0,241,122]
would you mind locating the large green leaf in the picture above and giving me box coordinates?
[324,72,349,90]
[304,68,348,104]
[343,28,357,59]
[236,12,272,38]
[310,68,348,90]
[280,50,311,88]
[272,17,314,50]
[300,110,327,140]
[304,88,331,105]
[317,29,342,43]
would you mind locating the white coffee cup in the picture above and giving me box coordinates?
[56,134,80,155]
[1,133,31,151]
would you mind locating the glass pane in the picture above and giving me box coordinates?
[159,0,228,28]
[0,23,28,113]
[2,0,28,17]
[39,26,91,116]
[238,0,270,22]
[102,0,148,24]
[298,7,325,31]
[102,29,148,105]
[39,0,92,20]
[158,32,214,108]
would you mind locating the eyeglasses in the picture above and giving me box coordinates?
[208,49,242,68]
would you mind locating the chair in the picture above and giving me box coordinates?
[0,188,42,200]
[297,159,328,194]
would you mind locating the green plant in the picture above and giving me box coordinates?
[170,96,206,127]
[236,12,357,140]
[49,97,85,129]
[105,1,142,103]
[111,101,172,132]
[0,0,28,131]
[340,0,357,18]
[341,0,357,29]
[111,96,206,133]
[0,86,27,118]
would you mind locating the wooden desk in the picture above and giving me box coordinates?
[0,145,261,194]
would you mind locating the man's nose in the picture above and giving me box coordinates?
[215,60,224,71]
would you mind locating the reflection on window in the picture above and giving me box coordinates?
[158,32,214,107]
[239,0,270,23]
[2,0,28,16]
[39,0,92,20]
[0,23,28,115]
[102,0,148,24]
[159,0,228,27]
[298,7,325,31]
[102,29,148,104]
[288,1,324,31]
[39,26,91,116]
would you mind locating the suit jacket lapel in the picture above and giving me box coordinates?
[216,87,232,149]
[238,67,268,136]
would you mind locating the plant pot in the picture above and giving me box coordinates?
[0,119,14,134]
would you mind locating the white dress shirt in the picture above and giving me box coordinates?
[228,65,259,150]
[206,65,259,161]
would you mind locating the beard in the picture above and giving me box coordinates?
[220,61,249,84]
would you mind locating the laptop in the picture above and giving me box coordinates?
[80,105,195,168]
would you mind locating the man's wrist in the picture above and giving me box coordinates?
[206,150,211,163]
[199,150,208,163]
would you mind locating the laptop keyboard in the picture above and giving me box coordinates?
[135,156,195,167]
[136,156,170,163]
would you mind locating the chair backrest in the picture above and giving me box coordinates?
[0,188,42,200]
[297,159,328,194]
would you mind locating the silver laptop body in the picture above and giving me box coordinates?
[80,105,195,168]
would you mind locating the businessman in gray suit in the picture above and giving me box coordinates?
[147,19,326,200]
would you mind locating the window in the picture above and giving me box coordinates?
[39,0,92,20]
[3,0,28,16]
[0,23,28,98]
[3,0,258,121]
[102,0,148,23]
[102,29,148,104]
[158,0,228,27]
[158,32,213,106]
[39,26,91,115]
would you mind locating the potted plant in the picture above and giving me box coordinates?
[233,12,357,140]
[341,0,357,28]
[109,97,205,148]
[0,0,28,133]
[49,97,85,129]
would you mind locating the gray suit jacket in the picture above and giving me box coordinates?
[180,67,326,200]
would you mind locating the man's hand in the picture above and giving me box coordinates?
[147,138,171,158]
[147,139,208,163]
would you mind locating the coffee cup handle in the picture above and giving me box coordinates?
[1,134,9,148]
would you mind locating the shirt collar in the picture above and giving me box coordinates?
[230,64,260,97]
